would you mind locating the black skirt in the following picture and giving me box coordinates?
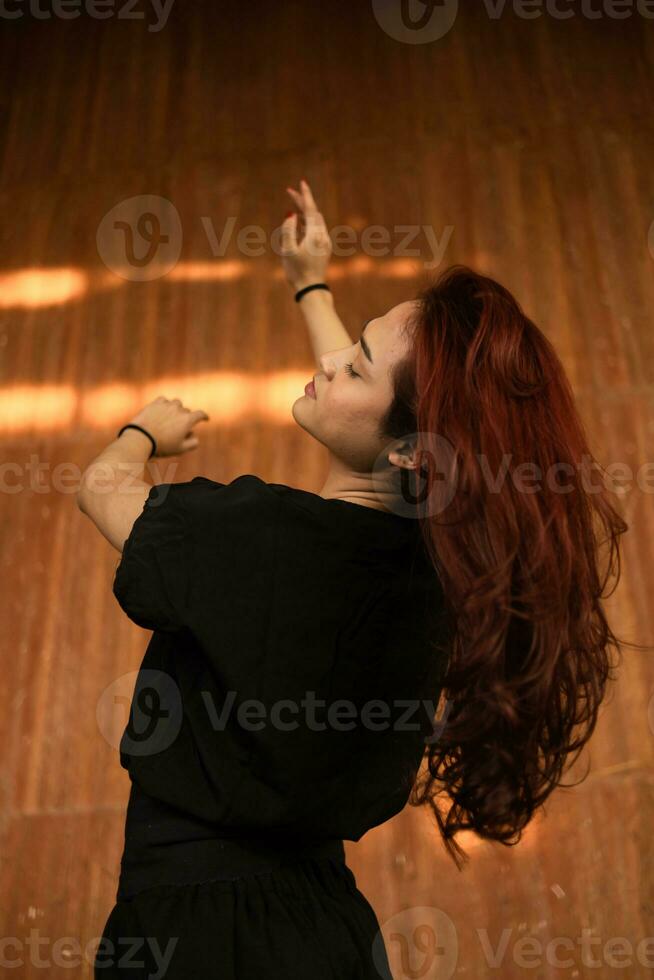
[94,781,393,979]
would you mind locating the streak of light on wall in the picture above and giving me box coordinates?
[0,371,315,433]
[0,385,79,429]
[0,254,422,308]
[0,268,89,308]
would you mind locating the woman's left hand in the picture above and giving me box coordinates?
[125,396,210,457]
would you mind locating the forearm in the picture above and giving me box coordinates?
[78,428,153,492]
[294,284,352,364]
[76,429,153,552]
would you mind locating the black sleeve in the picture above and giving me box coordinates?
[112,478,224,632]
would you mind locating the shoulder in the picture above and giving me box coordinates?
[147,473,279,514]
[147,474,285,543]
[113,474,287,632]
[125,474,282,553]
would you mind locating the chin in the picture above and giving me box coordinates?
[291,397,311,431]
[291,400,328,446]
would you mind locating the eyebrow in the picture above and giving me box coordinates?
[359,318,374,364]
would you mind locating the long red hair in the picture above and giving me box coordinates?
[380,265,638,868]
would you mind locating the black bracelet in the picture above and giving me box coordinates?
[117,423,157,458]
[294,282,330,303]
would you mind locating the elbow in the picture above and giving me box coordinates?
[76,487,89,514]
[76,463,126,528]
[76,463,110,514]
[76,464,91,513]
[76,469,96,514]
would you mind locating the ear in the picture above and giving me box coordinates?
[387,438,418,471]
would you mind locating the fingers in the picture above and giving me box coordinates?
[286,186,303,208]
[286,179,319,216]
[301,182,326,234]
[186,409,209,425]
[280,211,299,255]
[300,179,319,214]
[285,180,326,240]
[157,400,209,426]
[154,395,183,405]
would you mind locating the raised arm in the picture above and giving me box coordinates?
[76,397,209,552]
[281,179,352,365]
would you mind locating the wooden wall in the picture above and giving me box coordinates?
[0,2,652,976]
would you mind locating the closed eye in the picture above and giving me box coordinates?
[345,362,360,378]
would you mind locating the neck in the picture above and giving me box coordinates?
[317,456,401,515]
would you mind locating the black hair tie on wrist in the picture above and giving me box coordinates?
[294,282,330,303]
[117,423,157,458]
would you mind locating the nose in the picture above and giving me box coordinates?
[318,352,336,380]
[319,344,353,379]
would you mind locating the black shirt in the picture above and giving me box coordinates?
[112,474,447,844]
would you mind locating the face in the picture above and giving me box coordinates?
[291,300,418,471]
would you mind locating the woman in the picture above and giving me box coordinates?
[80,180,628,978]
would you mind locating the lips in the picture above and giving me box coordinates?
[304,378,316,399]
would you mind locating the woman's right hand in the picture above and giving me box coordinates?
[281,179,333,289]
